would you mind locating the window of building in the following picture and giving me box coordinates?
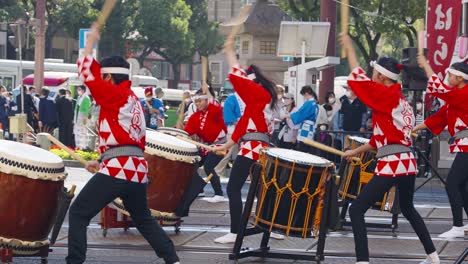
[242,41,249,55]
[152,61,172,80]
[260,41,277,55]
[210,61,222,85]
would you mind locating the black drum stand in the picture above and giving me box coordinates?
[229,163,334,263]
[338,199,399,235]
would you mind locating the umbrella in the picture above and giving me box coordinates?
[174,173,214,217]
[50,185,76,245]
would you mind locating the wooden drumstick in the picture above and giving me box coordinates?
[39,133,97,172]
[202,56,208,92]
[303,138,360,162]
[175,135,227,156]
[204,173,214,183]
[175,93,188,129]
[96,0,118,29]
[67,185,77,196]
[340,0,349,58]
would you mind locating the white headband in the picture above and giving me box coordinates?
[370,61,399,81]
[192,94,209,100]
[447,68,468,80]
[101,67,130,75]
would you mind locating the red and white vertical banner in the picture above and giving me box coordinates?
[426,0,463,79]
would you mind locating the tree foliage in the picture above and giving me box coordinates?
[132,0,193,87]
[277,0,320,21]
[279,0,426,72]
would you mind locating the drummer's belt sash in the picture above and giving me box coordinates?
[449,129,468,144]
[375,144,412,159]
[239,132,270,145]
[100,145,144,162]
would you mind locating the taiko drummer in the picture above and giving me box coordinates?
[340,33,439,264]
[66,23,180,264]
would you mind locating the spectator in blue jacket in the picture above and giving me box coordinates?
[287,85,319,153]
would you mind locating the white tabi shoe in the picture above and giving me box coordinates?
[204,195,227,203]
[438,226,464,239]
[419,252,440,264]
[270,232,285,240]
[355,262,369,264]
[214,233,237,244]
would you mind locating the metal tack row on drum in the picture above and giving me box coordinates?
[0,139,68,259]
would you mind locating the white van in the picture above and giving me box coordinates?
[131,75,159,87]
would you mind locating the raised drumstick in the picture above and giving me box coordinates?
[340,0,349,58]
[303,138,360,162]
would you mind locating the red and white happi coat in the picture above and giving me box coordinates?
[229,65,271,161]
[77,55,148,183]
[184,102,227,156]
[347,67,417,177]
[424,74,468,153]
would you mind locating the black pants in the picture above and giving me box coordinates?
[278,140,296,150]
[201,152,224,196]
[59,122,74,147]
[349,174,436,262]
[446,152,468,227]
[227,155,255,234]
[66,173,179,264]
[297,141,314,154]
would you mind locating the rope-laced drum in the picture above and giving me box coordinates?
[0,140,66,254]
[156,127,189,138]
[338,136,398,212]
[255,148,333,238]
[113,130,200,225]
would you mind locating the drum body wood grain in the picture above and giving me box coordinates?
[144,130,200,215]
[145,154,195,213]
[0,139,66,245]
[0,173,63,241]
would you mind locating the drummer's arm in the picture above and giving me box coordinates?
[212,138,236,152]
[343,143,374,160]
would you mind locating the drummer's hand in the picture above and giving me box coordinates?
[342,150,357,161]
[211,144,227,152]
[85,160,100,173]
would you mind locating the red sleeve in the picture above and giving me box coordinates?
[210,103,227,130]
[184,112,199,136]
[77,55,129,106]
[228,65,270,105]
[427,74,468,111]
[424,104,448,135]
[347,67,399,113]
[231,120,243,143]
[369,136,377,149]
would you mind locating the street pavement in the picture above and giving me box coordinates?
[6,167,467,263]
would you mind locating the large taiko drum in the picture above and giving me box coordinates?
[0,140,66,248]
[156,127,189,138]
[338,136,397,211]
[144,130,200,214]
[254,148,333,238]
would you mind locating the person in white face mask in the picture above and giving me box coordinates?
[324,91,341,130]
[277,93,298,149]
[414,99,424,126]
[73,85,91,150]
